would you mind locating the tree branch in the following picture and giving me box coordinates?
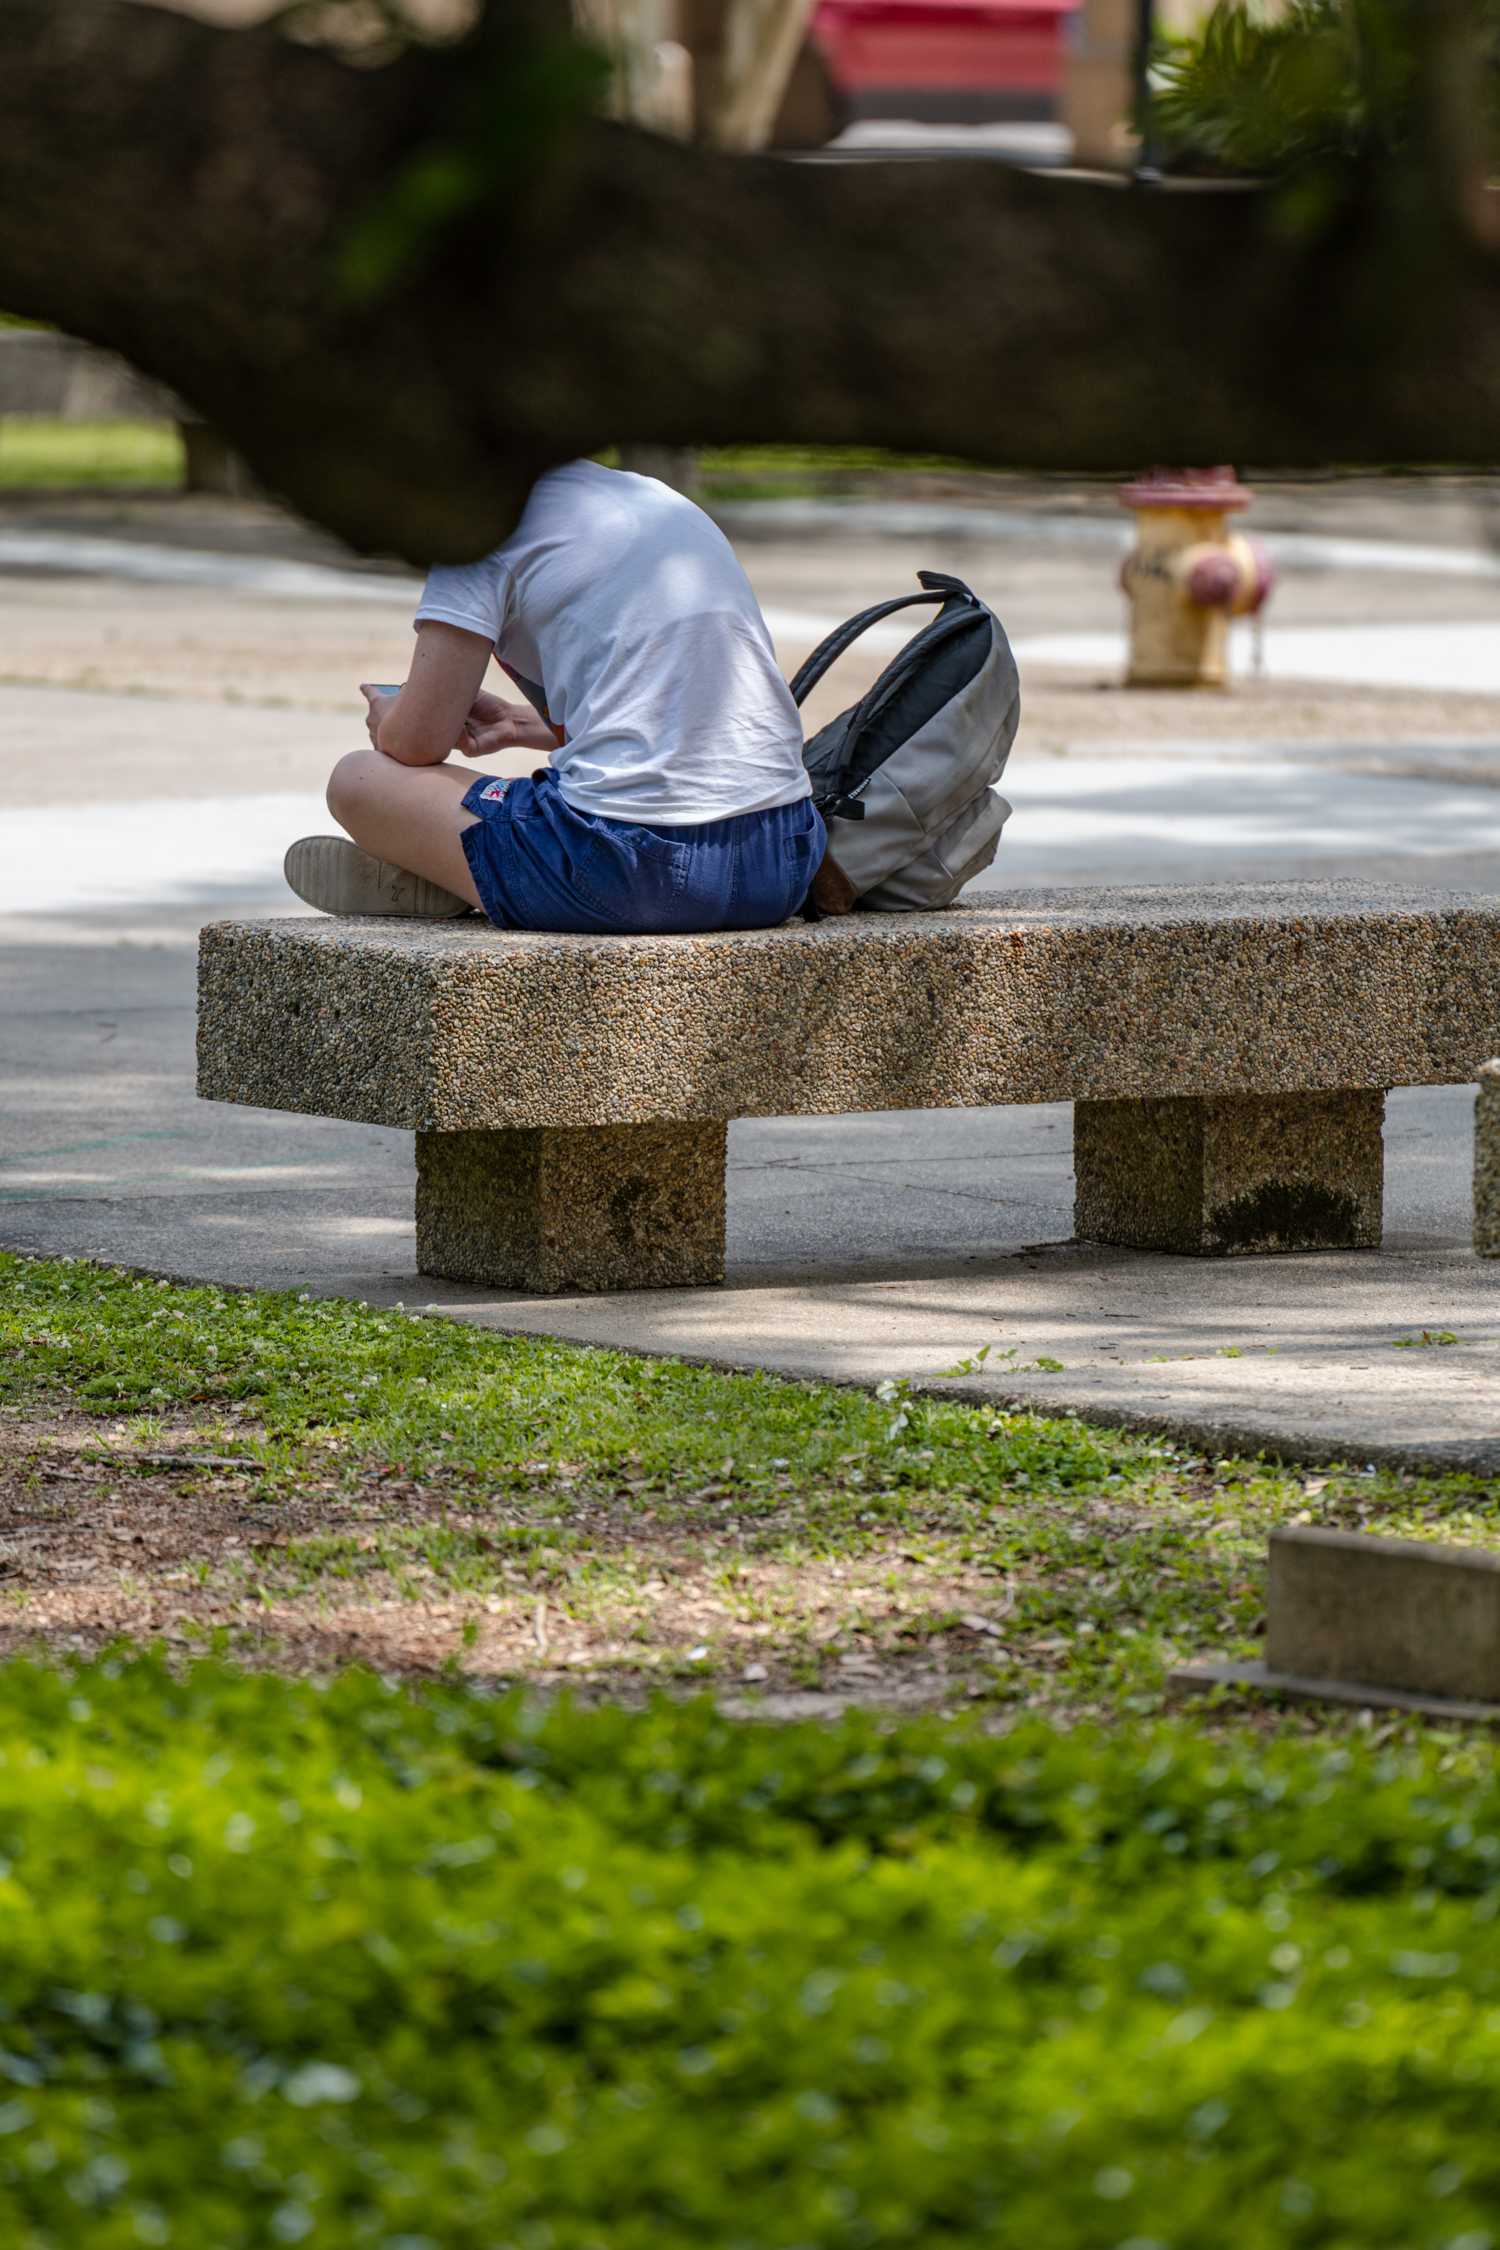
[3,0,1499,561]
[1415,0,1500,252]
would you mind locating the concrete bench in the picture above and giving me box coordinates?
[197,882,1500,1294]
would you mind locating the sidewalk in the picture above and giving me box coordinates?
[3,906,1488,1469]
[2,486,1498,1470]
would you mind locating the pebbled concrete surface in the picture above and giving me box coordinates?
[1072,1089,1386,1256]
[197,885,1500,1132]
[415,1121,728,1293]
[1476,1061,1500,1259]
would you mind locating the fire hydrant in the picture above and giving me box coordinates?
[1119,467,1274,688]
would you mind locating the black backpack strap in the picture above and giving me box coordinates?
[788,571,977,709]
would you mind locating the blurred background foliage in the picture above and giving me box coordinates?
[1150,0,1500,178]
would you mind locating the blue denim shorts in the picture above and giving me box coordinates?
[459,769,825,935]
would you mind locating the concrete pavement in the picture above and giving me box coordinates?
[3,492,1500,1469]
[3,885,1492,1469]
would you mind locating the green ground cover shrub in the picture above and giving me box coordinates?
[0,1652,1497,2246]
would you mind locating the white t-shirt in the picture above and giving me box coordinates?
[414,461,811,827]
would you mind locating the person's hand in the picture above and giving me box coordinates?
[359,682,401,751]
[459,691,558,758]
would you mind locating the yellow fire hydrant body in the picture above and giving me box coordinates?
[1119,467,1273,688]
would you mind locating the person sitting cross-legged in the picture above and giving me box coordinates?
[285,459,825,934]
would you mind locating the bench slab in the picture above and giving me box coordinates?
[197,884,1500,1291]
[199,883,1500,1132]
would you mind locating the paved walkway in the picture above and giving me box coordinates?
[3,887,1490,1470]
[3,494,1499,1469]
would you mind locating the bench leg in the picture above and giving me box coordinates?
[1476,1062,1500,1258]
[1074,1090,1385,1255]
[415,1122,728,1292]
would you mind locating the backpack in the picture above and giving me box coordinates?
[791,570,1020,914]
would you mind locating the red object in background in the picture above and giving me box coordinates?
[1118,467,1253,513]
[811,0,1078,120]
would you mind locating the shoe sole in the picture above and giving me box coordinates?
[284,836,474,920]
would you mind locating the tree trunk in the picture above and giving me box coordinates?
[2,0,1498,562]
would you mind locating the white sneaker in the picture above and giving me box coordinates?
[284,836,474,920]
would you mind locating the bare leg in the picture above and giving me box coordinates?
[326,749,484,910]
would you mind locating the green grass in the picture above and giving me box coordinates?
[0,1651,1495,2245]
[0,422,991,503]
[693,444,990,500]
[3,1253,1497,1713]
[0,418,184,490]
[3,423,985,503]
[3,1251,1136,1492]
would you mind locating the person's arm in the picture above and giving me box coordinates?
[462,688,565,757]
[361,620,493,767]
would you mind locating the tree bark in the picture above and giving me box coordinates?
[2,0,1498,562]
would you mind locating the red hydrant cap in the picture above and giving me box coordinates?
[1186,550,1239,607]
[1119,465,1251,511]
